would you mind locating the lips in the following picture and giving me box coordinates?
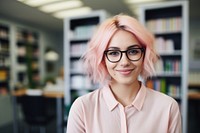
[116,69,134,75]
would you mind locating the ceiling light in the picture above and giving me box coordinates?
[39,0,83,13]
[18,0,63,7]
[17,0,26,2]
[125,0,163,4]
[53,7,92,19]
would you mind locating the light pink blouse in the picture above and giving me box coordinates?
[67,84,182,133]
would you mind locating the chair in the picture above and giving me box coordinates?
[19,95,55,133]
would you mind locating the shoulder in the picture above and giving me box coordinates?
[146,87,178,107]
[68,89,101,118]
[80,88,101,101]
[71,88,102,108]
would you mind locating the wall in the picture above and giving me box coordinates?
[41,31,63,81]
[189,18,200,70]
[0,96,13,127]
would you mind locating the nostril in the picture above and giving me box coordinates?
[120,54,131,66]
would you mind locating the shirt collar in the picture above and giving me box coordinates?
[102,83,147,112]
[131,83,146,111]
[102,85,119,111]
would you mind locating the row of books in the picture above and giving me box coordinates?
[146,78,166,93]
[70,75,92,89]
[155,59,181,74]
[0,70,8,81]
[0,43,9,53]
[17,47,39,57]
[155,37,175,54]
[146,17,182,33]
[16,31,38,44]
[146,79,180,98]
[17,47,26,56]
[0,24,9,95]
[188,72,200,85]
[0,56,10,67]
[70,25,97,39]
[0,28,9,39]
[168,84,181,98]
[70,60,84,73]
[70,43,87,57]
[15,62,39,72]
[17,72,40,83]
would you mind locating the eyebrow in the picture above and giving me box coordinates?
[107,44,141,50]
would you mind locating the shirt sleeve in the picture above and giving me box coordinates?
[66,97,85,133]
[168,100,182,133]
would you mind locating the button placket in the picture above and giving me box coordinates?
[119,104,128,133]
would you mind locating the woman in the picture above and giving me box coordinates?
[66,14,181,133]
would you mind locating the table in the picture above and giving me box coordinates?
[12,89,64,133]
[188,92,200,100]
[188,84,200,100]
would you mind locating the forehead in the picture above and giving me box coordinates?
[108,30,141,49]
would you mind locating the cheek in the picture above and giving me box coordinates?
[131,59,143,71]
[135,61,144,73]
[105,60,116,73]
[137,61,143,67]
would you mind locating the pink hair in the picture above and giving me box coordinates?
[82,14,158,85]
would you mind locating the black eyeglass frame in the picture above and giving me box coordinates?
[104,47,145,63]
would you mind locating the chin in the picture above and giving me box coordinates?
[117,77,138,85]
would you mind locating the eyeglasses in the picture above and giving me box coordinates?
[104,47,145,63]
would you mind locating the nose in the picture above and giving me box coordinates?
[120,53,130,66]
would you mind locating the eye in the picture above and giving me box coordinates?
[128,49,140,55]
[107,51,120,56]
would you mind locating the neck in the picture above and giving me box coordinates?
[109,81,141,107]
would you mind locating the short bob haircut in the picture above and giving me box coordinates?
[82,14,158,85]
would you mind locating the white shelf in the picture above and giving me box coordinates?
[0,23,10,95]
[64,10,108,106]
[15,29,41,87]
[70,55,82,58]
[70,87,95,91]
[158,50,182,56]
[156,72,181,77]
[139,1,188,133]
[69,37,90,42]
[154,31,182,35]
[70,70,85,75]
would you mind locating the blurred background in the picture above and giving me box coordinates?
[0,0,199,133]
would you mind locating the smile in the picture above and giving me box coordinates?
[116,69,134,75]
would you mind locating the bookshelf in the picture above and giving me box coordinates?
[139,1,188,133]
[64,10,108,108]
[15,28,40,89]
[0,23,10,95]
[188,71,200,100]
[0,20,43,92]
